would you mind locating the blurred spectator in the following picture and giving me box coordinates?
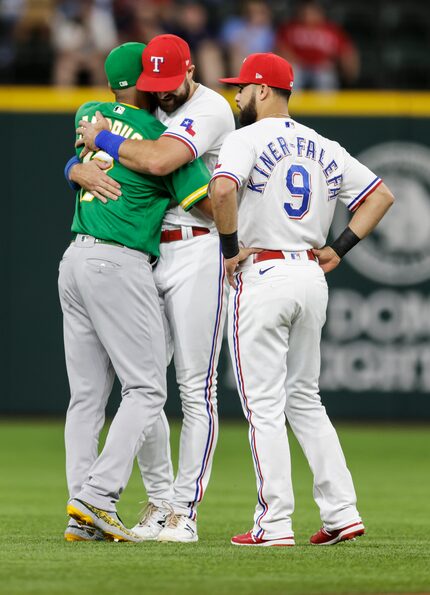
[133,1,167,43]
[0,0,25,81]
[113,0,134,42]
[52,0,118,86]
[276,0,359,90]
[0,0,427,90]
[11,0,54,84]
[114,0,174,44]
[167,1,224,88]
[219,0,275,77]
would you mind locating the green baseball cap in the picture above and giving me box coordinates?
[104,42,147,90]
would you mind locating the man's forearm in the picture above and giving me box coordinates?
[65,156,80,190]
[93,128,192,176]
[194,197,213,219]
[211,178,239,258]
[118,137,191,176]
[349,182,394,239]
[211,181,238,234]
[118,139,158,173]
[330,183,394,259]
[92,129,160,174]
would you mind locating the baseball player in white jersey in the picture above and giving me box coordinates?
[74,34,235,542]
[210,53,394,546]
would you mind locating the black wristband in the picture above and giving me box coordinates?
[330,226,360,258]
[219,231,239,259]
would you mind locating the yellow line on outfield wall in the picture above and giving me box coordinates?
[224,89,430,117]
[1,86,430,116]
[2,87,112,112]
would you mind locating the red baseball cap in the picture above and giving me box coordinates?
[219,53,294,90]
[137,34,192,92]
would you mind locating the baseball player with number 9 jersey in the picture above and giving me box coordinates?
[211,53,394,546]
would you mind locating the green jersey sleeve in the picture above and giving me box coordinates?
[165,158,211,212]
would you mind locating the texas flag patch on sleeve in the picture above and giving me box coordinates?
[180,118,196,136]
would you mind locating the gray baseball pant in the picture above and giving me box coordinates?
[58,234,167,511]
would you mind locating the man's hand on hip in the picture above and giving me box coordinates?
[70,160,121,204]
[225,247,262,289]
[312,246,341,274]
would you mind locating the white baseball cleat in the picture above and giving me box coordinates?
[132,502,169,540]
[157,508,198,543]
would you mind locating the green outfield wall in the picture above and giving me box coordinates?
[3,89,430,419]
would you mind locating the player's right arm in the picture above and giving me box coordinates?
[77,102,233,176]
[115,105,233,176]
[77,110,192,175]
[210,130,260,287]
[117,135,191,175]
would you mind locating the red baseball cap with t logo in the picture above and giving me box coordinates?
[220,53,294,90]
[137,34,191,92]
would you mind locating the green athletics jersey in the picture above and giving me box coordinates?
[71,101,210,256]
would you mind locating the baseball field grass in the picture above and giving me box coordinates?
[0,420,429,595]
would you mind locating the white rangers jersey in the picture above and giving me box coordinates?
[156,84,235,228]
[210,117,382,250]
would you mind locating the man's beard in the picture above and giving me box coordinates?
[157,79,190,113]
[239,93,257,126]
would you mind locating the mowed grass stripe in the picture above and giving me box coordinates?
[0,421,429,594]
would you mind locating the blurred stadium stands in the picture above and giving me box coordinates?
[0,0,429,89]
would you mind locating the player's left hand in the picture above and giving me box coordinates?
[312,246,341,273]
[225,247,262,289]
[76,111,110,152]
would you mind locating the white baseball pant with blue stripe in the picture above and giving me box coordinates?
[229,255,361,539]
[137,232,227,518]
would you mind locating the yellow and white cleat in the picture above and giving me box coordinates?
[67,498,143,543]
[64,519,106,542]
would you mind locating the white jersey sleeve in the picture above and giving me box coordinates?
[157,85,235,228]
[161,110,226,161]
[159,85,235,163]
[338,149,382,212]
[210,130,255,189]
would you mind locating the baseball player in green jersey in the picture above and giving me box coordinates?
[60,42,211,542]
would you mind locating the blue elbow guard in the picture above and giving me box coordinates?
[95,130,125,161]
[64,156,80,191]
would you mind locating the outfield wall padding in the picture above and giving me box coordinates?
[3,91,430,419]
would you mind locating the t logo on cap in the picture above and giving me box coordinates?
[137,34,192,92]
[151,56,165,73]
